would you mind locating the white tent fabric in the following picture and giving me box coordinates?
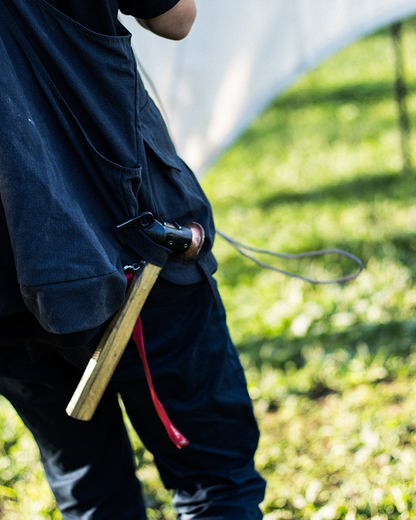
[119,0,416,177]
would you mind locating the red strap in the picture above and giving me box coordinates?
[126,272,189,449]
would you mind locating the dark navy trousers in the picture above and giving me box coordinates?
[0,278,266,519]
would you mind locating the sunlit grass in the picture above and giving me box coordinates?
[199,15,416,520]
[202,19,416,350]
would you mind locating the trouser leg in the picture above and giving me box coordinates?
[0,276,265,519]
[113,278,266,519]
[0,343,146,520]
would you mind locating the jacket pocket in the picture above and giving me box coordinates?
[140,97,183,172]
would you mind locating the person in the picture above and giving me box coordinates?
[0,0,266,518]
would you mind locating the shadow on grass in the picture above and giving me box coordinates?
[237,319,416,370]
[258,171,415,208]
[273,80,416,110]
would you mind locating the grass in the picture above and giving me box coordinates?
[201,15,416,520]
[2,15,416,520]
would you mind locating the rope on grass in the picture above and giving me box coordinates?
[217,230,364,285]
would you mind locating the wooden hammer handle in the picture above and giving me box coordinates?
[66,262,162,421]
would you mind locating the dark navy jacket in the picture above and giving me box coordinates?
[0,0,216,338]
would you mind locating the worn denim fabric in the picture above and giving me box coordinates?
[0,279,265,519]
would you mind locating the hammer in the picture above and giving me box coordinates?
[66,213,205,424]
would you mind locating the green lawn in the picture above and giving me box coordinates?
[202,15,416,520]
[2,15,416,520]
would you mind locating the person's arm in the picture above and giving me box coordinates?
[136,0,196,40]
